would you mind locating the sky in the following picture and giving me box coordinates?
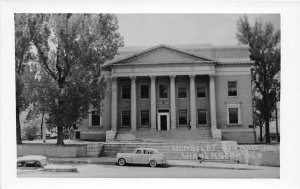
[116,14,280,47]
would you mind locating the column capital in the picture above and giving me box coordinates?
[189,74,196,79]
[169,75,176,80]
[209,74,216,78]
[130,76,136,80]
[111,76,117,81]
[150,75,156,80]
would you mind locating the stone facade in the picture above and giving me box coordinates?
[77,44,255,143]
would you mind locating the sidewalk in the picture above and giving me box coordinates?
[49,157,263,170]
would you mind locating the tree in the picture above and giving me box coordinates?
[26,14,124,145]
[15,14,36,144]
[236,16,280,143]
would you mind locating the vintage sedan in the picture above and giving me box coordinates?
[17,155,78,173]
[116,148,167,167]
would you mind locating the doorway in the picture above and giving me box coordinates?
[157,113,170,131]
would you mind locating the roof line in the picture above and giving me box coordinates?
[104,44,214,66]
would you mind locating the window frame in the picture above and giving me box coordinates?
[197,109,207,125]
[121,111,131,127]
[140,84,149,99]
[197,85,206,98]
[228,81,238,97]
[91,111,101,126]
[226,104,241,125]
[159,84,168,99]
[177,83,187,99]
[178,109,188,126]
[140,110,150,127]
[121,84,131,100]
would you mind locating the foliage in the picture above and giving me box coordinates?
[24,125,39,141]
[15,14,37,144]
[23,13,124,145]
[236,15,280,143]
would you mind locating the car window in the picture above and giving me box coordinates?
[25,160,42,168]
[136,150,141,154]
[17,161,25,167]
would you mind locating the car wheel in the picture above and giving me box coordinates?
[118,158,126,166]
[149,160,157,167]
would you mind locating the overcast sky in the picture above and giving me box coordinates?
[116,14,280,47]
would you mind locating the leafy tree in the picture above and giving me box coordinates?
[236,16,280,143]
[15,14,37,144]
[25,14,124,145]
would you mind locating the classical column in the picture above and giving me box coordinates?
[209,74,221,140]
[130,76,137,131]
[170,75,176,129]
[111,77,118,131]
[150,76,156,130]
[189,75,196,129]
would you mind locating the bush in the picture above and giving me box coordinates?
[24,126,38,141]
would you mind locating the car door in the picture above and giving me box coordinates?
[142,150,151,164]
[132,149,143,164]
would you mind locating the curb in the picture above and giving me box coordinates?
[49,159,259,170]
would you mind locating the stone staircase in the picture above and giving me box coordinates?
[100,141,238,162]
[115,128,212,142]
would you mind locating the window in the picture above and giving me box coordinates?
[92,111,100,126]
[140,85,149,99]
[136,149,141,154]
[17,161,25,167]
[141,110,150,126]
[159,84,168,98]
[178,84,187,98]
[122,85,131,99]
[228,81,237,96]
[178,109,188,125]
[228,108,239,124]
[197,86,206,97]
[198,109,207,125]
[122,111,130,127]
[226,104,241,125]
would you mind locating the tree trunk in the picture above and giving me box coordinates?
[56,85,65,145]
[16,105,22,144]
[259,125,263,142]
[265,117,270,143]
[40,113,44,140]
[275,107,280,142]
[57,125,64,145]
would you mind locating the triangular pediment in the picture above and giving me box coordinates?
[106,44,213,66]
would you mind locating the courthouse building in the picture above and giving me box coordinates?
[77,44,256,143]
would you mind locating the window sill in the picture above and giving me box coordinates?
[197,124,208,127]
[227,124,242,127]
[228,96,238,98]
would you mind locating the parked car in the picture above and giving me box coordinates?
[116,148,167,167]
[17,155,77,173]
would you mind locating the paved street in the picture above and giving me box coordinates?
[17,164,279,178]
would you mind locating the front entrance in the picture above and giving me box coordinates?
[157,113,170,131]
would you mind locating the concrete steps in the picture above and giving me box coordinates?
[116,128,212,142]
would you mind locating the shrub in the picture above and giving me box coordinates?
[24,126,38,141]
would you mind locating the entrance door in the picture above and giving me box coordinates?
[157,113,170,131]
[161,115,167,130]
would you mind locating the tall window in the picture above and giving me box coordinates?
[122,85,131,99]
[178,109,188,125]
[197,109,207,125]
[159,84,168,98]
[228,108,239,124]
[141,110,150,126]
[92,111,100,126]
[122,111,131,127]
[140,85,149,99]
[178,84,187,98]
[228,81,237,96]
[197,86,206,98]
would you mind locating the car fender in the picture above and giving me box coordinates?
[149,157,163,164]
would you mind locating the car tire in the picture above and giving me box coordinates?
[149,160,157,167]
[118,158,126,166]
